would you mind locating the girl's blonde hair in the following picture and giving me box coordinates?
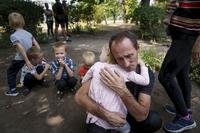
[82,51,95,66]
[99,44,115,64]
[8,12,25,29]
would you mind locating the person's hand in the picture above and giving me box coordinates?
[26,61,33,70]
[100,67,127,95]
[104,110,126,127]
[44,63,50,69]
[192,36,200,63]
[58,59,65,67]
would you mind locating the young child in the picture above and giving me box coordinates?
[21,47,50,96]
[50,42,77,99]
[5,12,40,96]
[82,45,150,133]
[78,51,95,82]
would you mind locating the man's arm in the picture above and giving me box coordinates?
[100,67,151,121]
[120,88,151,121]
[75,80,126,127]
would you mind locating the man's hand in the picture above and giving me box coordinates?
[100,67,127,96]
[192,35,200,63]
[104,110,126,127]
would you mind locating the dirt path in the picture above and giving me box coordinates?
[0,23,199,133]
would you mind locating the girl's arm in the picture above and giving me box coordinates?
[15,43,33,69]
[127,60,149,85]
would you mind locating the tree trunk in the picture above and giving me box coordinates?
[121,0,126,23]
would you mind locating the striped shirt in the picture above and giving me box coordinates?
[50,57,74,80]
[168,0,200,34]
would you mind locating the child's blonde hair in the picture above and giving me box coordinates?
[27,47,43,60]
[99,44,114,63]
[8,12,25,29]
[82,51,95,66]
[52,41,67,52]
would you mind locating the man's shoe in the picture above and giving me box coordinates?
[163,115,196,133]
[4,90,19,96]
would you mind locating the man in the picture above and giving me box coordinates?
[158,0,200,132]
[75,31,162,133]
[52,0,69,41]
[62,0,70,38]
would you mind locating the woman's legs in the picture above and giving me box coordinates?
[158,30,198,132]
[158,32,196,116]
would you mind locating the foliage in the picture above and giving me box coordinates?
[133,5,166,41]
[68,1,81,23]
[105,0,121,23]
[0,32,11,48]
[122,0,138,22]
[0,0,44,46]
[190,63,200,84]
[140,49,164,72]
[94,4,107,23]
[79,1,95,23]
[68,0,95,32]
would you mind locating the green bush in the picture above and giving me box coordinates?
[133,5,166,42]
[140,49,164,72]
[94,4,106,24]
[190,63,200,84]
[0,32,11,48]
[0,0,44,46]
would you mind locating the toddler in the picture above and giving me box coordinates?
[79,51,95,82]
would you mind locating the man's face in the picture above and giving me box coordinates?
[111,38,138,72]
[54,47,66,60]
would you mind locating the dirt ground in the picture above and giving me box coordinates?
[0,23,200,133]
